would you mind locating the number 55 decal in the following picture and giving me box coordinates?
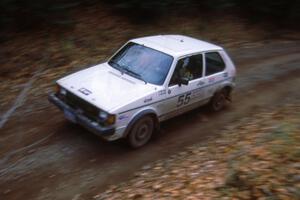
[177,92,191,107]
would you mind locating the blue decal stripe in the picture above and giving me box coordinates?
[119,77,232,114]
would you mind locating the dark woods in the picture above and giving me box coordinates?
[1,0,299,32]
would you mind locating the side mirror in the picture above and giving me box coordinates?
[179,77,189,86]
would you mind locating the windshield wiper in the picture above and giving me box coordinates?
[109,60,125,74]
[109,61,147,84]
[123,67,147,84]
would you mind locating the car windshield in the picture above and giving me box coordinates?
[108,42,173,85]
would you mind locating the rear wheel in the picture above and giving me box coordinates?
[210,89,229,111]
[127,116,154,148]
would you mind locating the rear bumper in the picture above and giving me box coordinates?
[48,93,115,138]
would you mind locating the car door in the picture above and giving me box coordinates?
[203,51,227,98]
[160,53,205,119]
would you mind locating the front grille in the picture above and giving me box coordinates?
[58,91,99,121]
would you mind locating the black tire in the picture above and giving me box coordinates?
[127,116,154,148]
[210,89,227,112]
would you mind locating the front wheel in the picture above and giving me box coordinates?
[127,116,154,148]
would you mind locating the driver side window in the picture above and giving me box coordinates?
[169,54,203,86]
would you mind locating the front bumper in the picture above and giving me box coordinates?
[48,93,115,138]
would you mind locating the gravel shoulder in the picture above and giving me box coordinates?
[95,103,300,200]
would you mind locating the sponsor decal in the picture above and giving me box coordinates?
[158,90,166,95]
[118,115,129,120]
[192,88,204,98]
[208,77,215,83]
[197,81,205,86]
[78,88,92,96]
[144,97,153,103]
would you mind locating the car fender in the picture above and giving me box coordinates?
[123,107,159,138]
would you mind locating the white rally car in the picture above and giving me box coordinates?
[49,35,236,148]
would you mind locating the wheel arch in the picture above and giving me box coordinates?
[223,85,233,94]
[211,83,234,104]
[216,82,234,95]
[123,109,159,138]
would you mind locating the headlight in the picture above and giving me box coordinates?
[60,88,67,95]
[98,111,116,125]
[55,84,67,95]
[99,111,108,119]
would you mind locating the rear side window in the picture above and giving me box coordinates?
[205,52,225,76]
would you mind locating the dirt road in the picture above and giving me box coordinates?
[0,40,300,200]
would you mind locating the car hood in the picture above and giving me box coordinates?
[57,63,156,113]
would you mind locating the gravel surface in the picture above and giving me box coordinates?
[95,104,300,200]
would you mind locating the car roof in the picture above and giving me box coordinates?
[130,35,223,57]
